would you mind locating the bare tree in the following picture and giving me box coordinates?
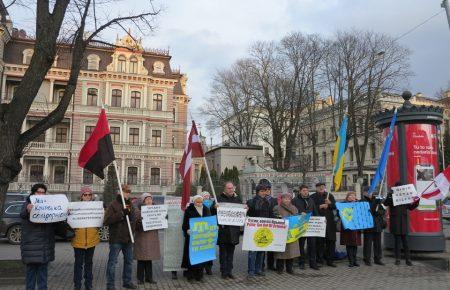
[0,0,160,212]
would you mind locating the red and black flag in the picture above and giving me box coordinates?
[78,109,115,179]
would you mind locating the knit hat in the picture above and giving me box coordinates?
[80,186,92,195]
[202,191,211,199]
[192,194,203,203]
[140,192,152,203]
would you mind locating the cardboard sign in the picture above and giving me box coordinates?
[141,205,168,231]
[303,216,326,237]
[189,216,218,265]
[163,197,184,272]
[67,201,104,228]
[285,213,312,243]
[336,202,374,230]
[242,217,289,252]
[392,184,418,206]
[217,203,246,226]
[30,194,69,223]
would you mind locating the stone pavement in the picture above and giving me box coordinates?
[2,223,450,290]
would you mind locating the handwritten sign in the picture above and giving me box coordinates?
[67,201,104,228]
[30,194,69,223]
[141,205,168,231]
[336,202,374,230]
[242,217,289,252]
[303,216,326,237]
[189,215,218,265]
[217,203,246,226]
[285,213,312,243]
[392,184,418,206]
[163,197,184,272]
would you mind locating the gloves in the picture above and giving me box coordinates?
[123,207,131,216]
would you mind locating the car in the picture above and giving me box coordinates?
[0,201,24,244]
[442,198,450,220]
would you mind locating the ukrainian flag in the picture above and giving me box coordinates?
[332,116,348,191]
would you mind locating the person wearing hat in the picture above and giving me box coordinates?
[105,185,137,290]
[258,179,277,272]
[133,193,161,284]
[246,183,273,279]
[201,191,216,275]
[181,195,212,282]
[273,192,300,274]
[311,182,337,267]
[70,187,100,290]
[362,187,386,266]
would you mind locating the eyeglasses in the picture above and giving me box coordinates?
[82,193,92,196]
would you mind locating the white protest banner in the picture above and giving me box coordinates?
[30,194,69,223]
[242,217,289,252]
[217,203,246,226]
[304,216,326,237]
[163,197,184,272]
[67,201,104,228]
[141,205,168,231]
[392,184,418,206]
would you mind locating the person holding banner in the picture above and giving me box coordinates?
[311,182,337,267]
[383,183,420,266]
[273,193,300,275]
[70,187,100,290]
[259,178,277,272]
[104,185,137,290]
[181,195,212,282]
[216,182,242,280]
[339,192,362,267]
[362,189,386,266]
[20,184,68,290]
[201,191,215,276]
[292,184,319,270]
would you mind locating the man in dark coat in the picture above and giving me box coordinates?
[104,185,137,290]
[246,183,272,278]
[216,182,242,279]
[311,182,337,267]
[20,183,67,290]
[383,183,420,266]
[259,179,277,271]
[363,190,386,266]
[292,184,319,270]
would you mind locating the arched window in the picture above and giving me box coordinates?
[153,94,163,111]
[22,49,34,65]
[130,91,141,108]
[87,88,98,106]
[111,89,122,107]
[130,56,138,74]
[118,55,126,73]
[87,54,100,70]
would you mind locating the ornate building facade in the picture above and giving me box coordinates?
[1,29,195,197]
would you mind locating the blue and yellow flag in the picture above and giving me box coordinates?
[332,116,348,191]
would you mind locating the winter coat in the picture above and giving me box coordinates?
[181,203,212,269]
[71,227,100,249]
[20,196,67,264]
[340,229,362,246]
[273,203,301,260]
[246,194,274,218]
[133,208,161,261]
[292,195,317,216]
[363,197,386,234]
[383,192,419,235]
[104,195,136,244]
[216,193,242,245]
[311,191,337,240]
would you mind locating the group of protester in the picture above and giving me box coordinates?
[20,179,419,290]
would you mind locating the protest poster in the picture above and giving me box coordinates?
[217,203,246,226]
[392,184,419,206]
[285,213,312,243]
[163,197,184,272]
[67,201,104,228]
[242,217,289,252]
[30,194,69,223]
[336,202,374,230]
[304,216,326,237]
[189,215,218,265]
[141,205,168,231]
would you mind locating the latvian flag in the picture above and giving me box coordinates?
[78,109,116,179]
[421,166,450,200]
[179,121,204,210]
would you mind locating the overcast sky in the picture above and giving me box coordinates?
[9,0,450,141]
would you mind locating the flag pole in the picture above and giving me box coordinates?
[202,156,218,203]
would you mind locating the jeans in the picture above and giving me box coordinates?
[219,244,236,275]
[363,232,382,262]
[247,251,265,276]
[73,247,95,289]
[106,243,133,288]
[394,234,410,261]
[26,263,48,290]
